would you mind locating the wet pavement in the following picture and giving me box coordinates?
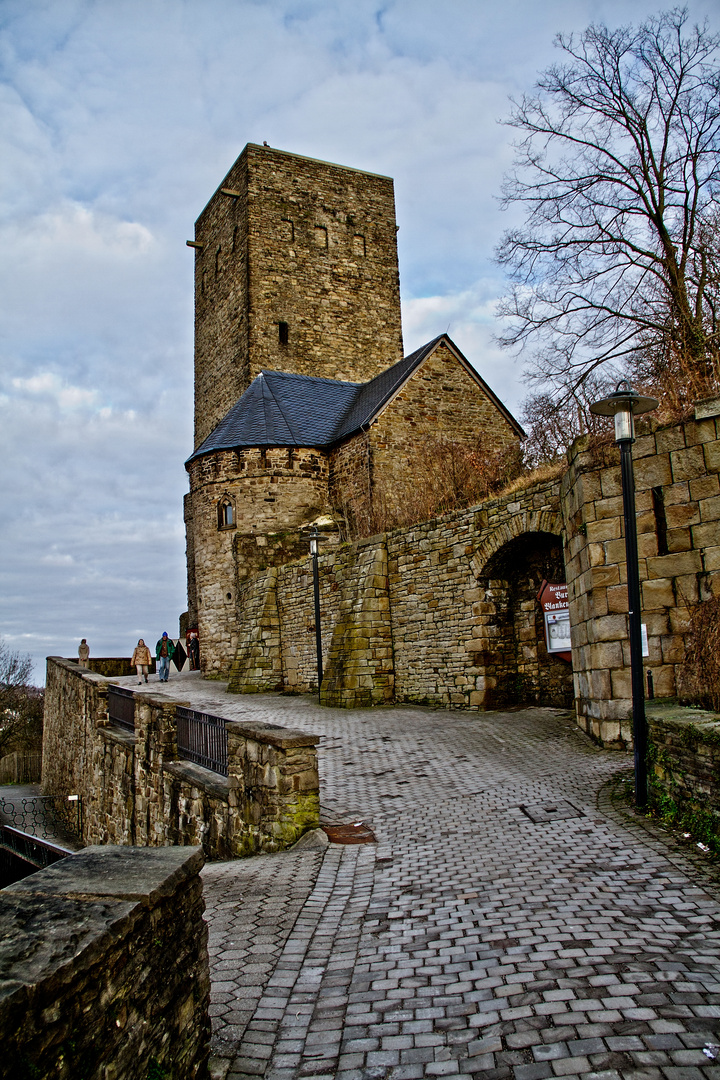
[113,673,720,1080]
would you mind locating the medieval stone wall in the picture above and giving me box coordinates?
[229,476,570,712]
[367,341,522,514]
[186,446,335,675]
[1,845,210,1080]
[563,407,720,746]
[43,658,320,857]
[192,144,404,447]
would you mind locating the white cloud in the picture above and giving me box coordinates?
[0,0,717,680]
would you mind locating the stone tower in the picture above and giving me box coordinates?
[190,144,404,447]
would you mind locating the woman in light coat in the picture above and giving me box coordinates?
[131,639,152,684]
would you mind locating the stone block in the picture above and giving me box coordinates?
[656,426,686,453]
[665,503,700,529]
[642,577,674,609]
[703,545,720,571]
[663,480,690,504]
[634,454,672,490]
[671,445,706,482]
[646,551,702,578]
[692,521,720,549]
[589,613,628,642]
[699,494,720,521]
[666,528,692,553]
[586,518,621,543]
[703,440,720,473]
[606,584,629,613]
[690,474,720,500]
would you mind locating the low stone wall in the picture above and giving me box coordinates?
[1,844,210,1080]
[43,657,320,857]
[647,703,720,851]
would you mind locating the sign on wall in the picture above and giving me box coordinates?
[536,580,572,663]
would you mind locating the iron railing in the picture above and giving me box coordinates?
[0,794,82,844]
[108,684,135,732]
[0,823,72,870]
[175,706,228,776]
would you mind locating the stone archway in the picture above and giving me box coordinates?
[470,529,573,709]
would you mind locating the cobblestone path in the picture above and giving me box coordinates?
[139,678,720,1080]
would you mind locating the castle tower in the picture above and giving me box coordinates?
[190,144,404,448]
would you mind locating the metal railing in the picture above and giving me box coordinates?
[175,706,228,776]
[108,684,135,732]
[0,794,82,844]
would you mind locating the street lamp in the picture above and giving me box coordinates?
[590,381,658,806]
[309,527,323,702]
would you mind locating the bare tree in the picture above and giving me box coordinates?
[497,8,720,412]
[0,639,43,758]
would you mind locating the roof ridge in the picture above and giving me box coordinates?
[262,368,361,388]
[261,371,301,443]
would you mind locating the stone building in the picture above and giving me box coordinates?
[184,145,523,675]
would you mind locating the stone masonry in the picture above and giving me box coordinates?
[43,658,320,857]
[191,144,404,448]
[225,405,720,747]
[1,845,210,1080]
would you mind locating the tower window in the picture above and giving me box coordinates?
[353,234,366,257]
[279,321,289,346]
[314,225,328,249]
[215,246,221,278]
[218,498,235,530]
[232,226,238,253]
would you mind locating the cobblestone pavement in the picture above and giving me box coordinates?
[120,675,720,1080]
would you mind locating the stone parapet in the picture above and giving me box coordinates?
[43,658,319,856]
[1,845,210,1080]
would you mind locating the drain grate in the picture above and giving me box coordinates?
[520,800,584,823]
[322,821,376,844]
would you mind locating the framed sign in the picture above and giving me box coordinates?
[536,580,572,662]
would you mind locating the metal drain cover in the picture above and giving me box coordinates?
[520,800,584,823]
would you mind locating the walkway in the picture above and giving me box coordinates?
[120,675,720,1080]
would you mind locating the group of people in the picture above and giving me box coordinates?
[78,632,200,684]
[130,633,199,683]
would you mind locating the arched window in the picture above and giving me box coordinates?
[218,498,235,530]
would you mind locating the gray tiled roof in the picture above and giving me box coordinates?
[187,334,521,464]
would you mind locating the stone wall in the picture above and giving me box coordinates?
[1,845,210,1080]
[192,143,404,447]
[186,445,337,675]
[43,658,320,857]
[647,703,720,850]
[563,406,720,746]
[229,476,570,711]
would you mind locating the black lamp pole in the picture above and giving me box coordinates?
[590,382,658,807]
[310,527,323,701]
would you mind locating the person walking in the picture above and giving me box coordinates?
[131,639,152,684]
[155,632,174,682]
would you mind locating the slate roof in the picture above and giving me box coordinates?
[187,335,522,464]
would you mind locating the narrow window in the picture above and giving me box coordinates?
[231,225,238,253]
[652,487,668,555]
[278,321,289,346]
[260,449,267,468]
[201,271,206,296]
[353,234,366,257]
[215,246,221,278]
[280,219,294,242]
[218,499,235,529]
[314,225,328,249]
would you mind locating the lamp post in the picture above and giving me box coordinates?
[309,527,323,702]
[590,381,658,806]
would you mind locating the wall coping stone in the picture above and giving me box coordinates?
[647,701,720,735]
[164,760,230,801]
[5,844,205,905]
[226,719,320,748]
[101,726,136,746]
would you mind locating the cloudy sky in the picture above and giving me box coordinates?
[1,0,717,680]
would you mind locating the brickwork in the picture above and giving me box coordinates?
[229,478,568,710]
[42,658,320,856]
[2,845,210,1080]
[186,446,335,675]
[366,339,522,514]
[192,144,403,447]
[647,702,720,845]
[563,407,720,746]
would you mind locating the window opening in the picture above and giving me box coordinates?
[279,321,289,346]
[218,500,234,529]
[652,487,668,556]
[314,225,328,249]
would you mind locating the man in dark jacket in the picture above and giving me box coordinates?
[156,632,175,682]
